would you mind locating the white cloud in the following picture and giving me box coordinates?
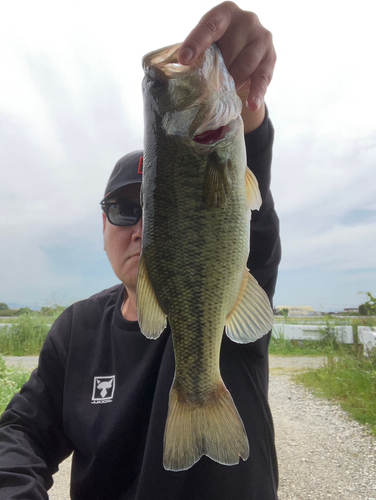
[0,0,376,309]
[281,220,376,271]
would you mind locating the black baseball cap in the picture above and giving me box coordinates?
[101,150,143,203]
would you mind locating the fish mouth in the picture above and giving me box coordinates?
[193,121,234,146]
[193,126,225,145]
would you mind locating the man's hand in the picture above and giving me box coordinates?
[177,1,276,114]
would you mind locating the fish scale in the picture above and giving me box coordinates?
[137,42,274,471]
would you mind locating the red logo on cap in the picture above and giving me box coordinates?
[138,157,143,175]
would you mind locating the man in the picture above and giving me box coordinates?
[0,2,280,499]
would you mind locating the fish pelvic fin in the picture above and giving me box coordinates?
[136,254,167,339]
[245,167,262,211]
[163,381,249,472]
[225,268,274,343]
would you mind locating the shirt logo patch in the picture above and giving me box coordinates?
[91,376,115,404]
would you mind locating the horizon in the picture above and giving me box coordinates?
[1,300,367,315]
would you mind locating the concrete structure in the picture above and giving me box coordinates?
[358,326,376,355]
[272,324,354,343]
[273,324,322,341]
[275,306,315,317]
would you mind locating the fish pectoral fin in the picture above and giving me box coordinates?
[245,167,262,211]
[163,381,249,471]
[225,268,274,343]
[136,254,167,339]
[203,152,231,208]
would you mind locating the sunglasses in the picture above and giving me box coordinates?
[101,201,142,227]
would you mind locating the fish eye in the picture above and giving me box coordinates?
[148,78,165,91]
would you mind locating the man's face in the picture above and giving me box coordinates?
[103,184,142,292]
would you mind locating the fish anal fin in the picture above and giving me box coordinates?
[203,152,231,208]
[225,268,274,343]
[136,254,167,339]
[245,167,262,211]
[163,381,249,471]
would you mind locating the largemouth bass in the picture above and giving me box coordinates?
[137,43,273,472]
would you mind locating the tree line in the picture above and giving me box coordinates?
[0,303,66,317]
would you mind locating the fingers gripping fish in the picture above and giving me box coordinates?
[137,43,274,472]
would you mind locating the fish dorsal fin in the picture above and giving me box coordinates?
[136,254,167,339]
[245,167,262,211]
[225,268,273,343]
[203,152,231,208]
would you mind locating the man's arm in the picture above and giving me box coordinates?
[245,109,280,300]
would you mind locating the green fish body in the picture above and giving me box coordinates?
[138,43,273,471]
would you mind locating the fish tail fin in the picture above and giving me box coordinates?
[163,381,249,471]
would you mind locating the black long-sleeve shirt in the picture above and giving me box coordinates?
[0,110,281,500]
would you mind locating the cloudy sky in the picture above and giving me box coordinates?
[1,0,375,312]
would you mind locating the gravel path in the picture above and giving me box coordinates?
[5,356,376,499]
[5,356,39,371]
[270,374,376,499]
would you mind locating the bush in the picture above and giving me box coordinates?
[0,355,30,415]
[0,306,65,356]
[358,292,376,316]
[40,305,66,317]
[0,313,51,356]
[0,309,18,318]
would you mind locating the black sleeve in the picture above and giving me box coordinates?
[244,108,281,356]
[245,107,281,302]
[0,310,74,499]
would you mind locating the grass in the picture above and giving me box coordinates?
[270,316,376,435]
[269,336,342,356]
[0,311,62,356]
[295,350,376,435]
[0,355,30,414]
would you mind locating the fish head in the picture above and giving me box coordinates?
[142,43,243,146]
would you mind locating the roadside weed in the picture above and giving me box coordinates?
[295,350,376,435]
[0,355,30,414]
[0,312,57,355]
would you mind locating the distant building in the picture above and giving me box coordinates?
[275,305,316,317]
[343,308,359,314]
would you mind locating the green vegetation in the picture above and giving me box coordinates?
[269,336,347,357]
[0,303,67,318]
[0,308,64,356]
[295,350,376,436]
[270,315,376,435]
[0,304,19,318]
[0,355,30,414]
[358,292,376,316]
